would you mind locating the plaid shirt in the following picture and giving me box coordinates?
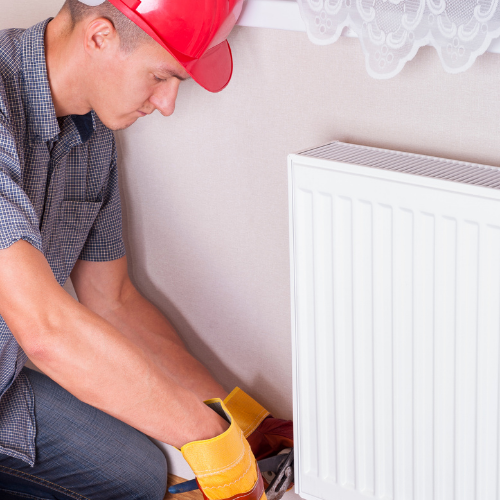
[0,19,126,466]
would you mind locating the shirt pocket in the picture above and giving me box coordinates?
[58,200,102,274]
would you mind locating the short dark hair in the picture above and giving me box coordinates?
[63,0,152,52]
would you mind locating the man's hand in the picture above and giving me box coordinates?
[0,240,227,448]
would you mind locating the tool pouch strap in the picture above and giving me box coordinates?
[224,388,270,438]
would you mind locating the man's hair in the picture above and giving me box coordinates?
[63,0,152,52]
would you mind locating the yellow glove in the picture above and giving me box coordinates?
[181,398,266,500]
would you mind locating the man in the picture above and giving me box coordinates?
[0,1,292,499]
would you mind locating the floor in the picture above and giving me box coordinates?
[164,475,203,500]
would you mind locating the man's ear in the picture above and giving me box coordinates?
[84,18,119,54]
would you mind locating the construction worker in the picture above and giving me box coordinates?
[0,0,292,499]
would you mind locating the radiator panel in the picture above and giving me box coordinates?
[289,143,500,500]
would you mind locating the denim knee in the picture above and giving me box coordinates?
[58,428,168,500]
[22,368,169,500]
[68,427,169,500]
[120,440,168,500]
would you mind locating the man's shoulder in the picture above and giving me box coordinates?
[0,28,24,80]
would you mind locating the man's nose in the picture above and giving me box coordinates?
[150,78,181,116]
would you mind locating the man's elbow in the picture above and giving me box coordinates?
[23,335,52,364]
[11,317,61,366]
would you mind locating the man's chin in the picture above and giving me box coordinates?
[111,122,136,132]
[95,113,139,132]
[109,119,139,132]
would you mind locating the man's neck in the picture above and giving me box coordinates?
[44,13,92,118]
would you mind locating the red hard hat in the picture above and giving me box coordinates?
[105,0,243,92]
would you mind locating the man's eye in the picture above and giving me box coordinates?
[154,76,167,82]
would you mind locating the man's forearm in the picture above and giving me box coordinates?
[0,241,228,448]
[93,288,228,401]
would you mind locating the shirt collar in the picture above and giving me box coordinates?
[22,19,61,142]
[71,112,96,144]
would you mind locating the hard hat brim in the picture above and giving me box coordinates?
[107,0,234,93]
[183,41,233,93]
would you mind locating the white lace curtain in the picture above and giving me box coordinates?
[296,0,500,78]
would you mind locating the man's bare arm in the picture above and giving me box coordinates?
[70,256,228,402]
[0,240,228,448]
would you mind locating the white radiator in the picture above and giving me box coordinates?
[288,141,500,500]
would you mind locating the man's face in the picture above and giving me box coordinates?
[89,39,191,131]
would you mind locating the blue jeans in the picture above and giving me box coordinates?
[0,368,167,500]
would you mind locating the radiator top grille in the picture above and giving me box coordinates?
[298,141,500,190]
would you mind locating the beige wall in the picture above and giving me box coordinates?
[3,0,500,490]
